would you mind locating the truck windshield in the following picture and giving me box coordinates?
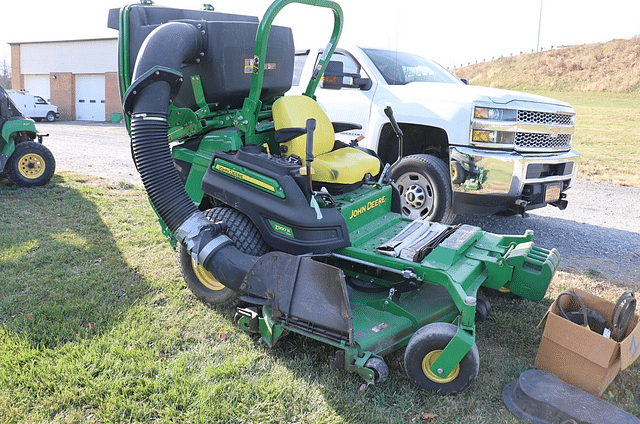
[362,48,462,86]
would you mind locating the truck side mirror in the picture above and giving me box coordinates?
[322,60,347,90]
[322,60,372,90]
[460,78,469,85]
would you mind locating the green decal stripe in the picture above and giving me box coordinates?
[213,159,285,198]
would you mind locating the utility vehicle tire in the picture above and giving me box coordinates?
[178,207,268,309]
[450,160,466,185]
[46,111,57,122]
[404,322,479,395]
[389,154,455,224]
[365,357,389,384]
[5,141,56,187]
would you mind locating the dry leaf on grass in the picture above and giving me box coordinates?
[411,412,439,422]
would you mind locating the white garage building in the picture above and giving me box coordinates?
[10,38,121,122]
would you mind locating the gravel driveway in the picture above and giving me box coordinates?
[39,122,640,289]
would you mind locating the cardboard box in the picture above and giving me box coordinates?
[535,288,640,396]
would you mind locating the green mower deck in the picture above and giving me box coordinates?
[234,182,558,390]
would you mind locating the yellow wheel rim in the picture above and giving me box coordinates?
[17,153,46,179]
[498,286,512,294]
[450,164,459,181]
[192,260,226,291]
[422,350,460,384]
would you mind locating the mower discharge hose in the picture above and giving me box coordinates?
[127,21,258,293]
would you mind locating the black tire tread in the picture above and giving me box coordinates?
[5,141,56,187]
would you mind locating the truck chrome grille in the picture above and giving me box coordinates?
[517,110,573,126]
[515,133,572,150]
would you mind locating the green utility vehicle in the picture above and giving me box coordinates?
[0,86,56,187]
[108,0,559,394]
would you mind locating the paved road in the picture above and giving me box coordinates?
[39,121,640,289]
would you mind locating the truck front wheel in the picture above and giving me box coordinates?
[46,112,57,122]
[389,154,455,224]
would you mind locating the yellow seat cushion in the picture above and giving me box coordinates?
[272,95,380,185]
[273,95,335,158]
[313,147,381,184]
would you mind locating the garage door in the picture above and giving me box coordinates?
[76,75,105,121]
[24,75,51,102]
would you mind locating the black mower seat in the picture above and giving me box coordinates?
[272,95,380,186]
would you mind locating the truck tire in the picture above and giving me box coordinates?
[46,111,57,122]
[178,206,269,309]
[389,154,455,224]
[5,141,56,187]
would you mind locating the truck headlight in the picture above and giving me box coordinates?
[474,107,517,121]
[472,130,515,145]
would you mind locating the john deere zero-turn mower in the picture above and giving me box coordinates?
[108,0,559,394]
[0,86,55,187]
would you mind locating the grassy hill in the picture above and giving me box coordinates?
[453,37,640,93]
[453,37,640,188]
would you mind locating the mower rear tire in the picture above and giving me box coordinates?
[404,322,479,395]
[179,207,268,308]
[5,141,56,187]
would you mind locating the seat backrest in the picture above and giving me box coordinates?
[272,95,335,161]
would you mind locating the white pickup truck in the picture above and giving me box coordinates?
[292,45,579,223]
[8,90,60,122]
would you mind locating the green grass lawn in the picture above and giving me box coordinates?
[1,173,638,423]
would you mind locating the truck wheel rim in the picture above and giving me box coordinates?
[395,173,434,218]
[422,350,460,383]
[192,259,225,291]
[17,153,46,179]
[405,184,426,208]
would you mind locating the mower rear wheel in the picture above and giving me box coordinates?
[404,322,479,395]
[179,207,268,308]
[5,141,55,187]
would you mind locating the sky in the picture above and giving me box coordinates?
[2,0,639,70]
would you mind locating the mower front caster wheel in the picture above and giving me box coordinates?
[365,357,389,384]
[404,323,479,395]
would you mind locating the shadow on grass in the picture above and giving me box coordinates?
[0,173,151,347]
